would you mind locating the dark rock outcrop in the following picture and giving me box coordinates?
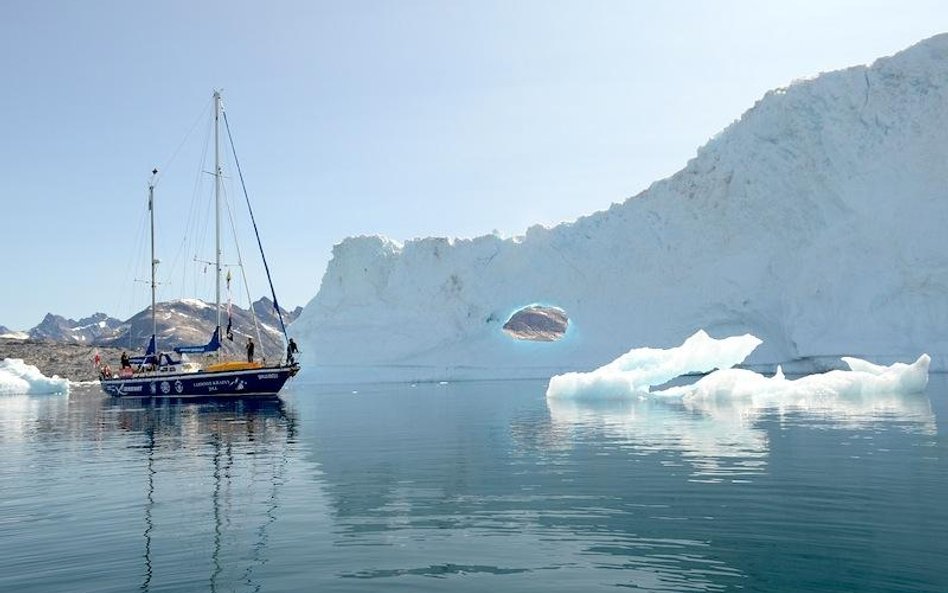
[503,306,568,342]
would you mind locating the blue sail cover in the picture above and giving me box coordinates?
[174,327,222,354]
[128,335,159,366]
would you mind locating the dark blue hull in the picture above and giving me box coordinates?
[100,364,299,398]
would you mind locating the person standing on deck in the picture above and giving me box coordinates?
[246,337,255,363]
[286,338,299,365]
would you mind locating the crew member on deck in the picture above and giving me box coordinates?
[246,337,255,363]
[120,351,131,369]
[286,338,299,365]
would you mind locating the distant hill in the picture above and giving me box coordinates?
[96,297,302,363]
[29,312,124,343]
[17,298,302,364]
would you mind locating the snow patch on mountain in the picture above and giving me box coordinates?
[293,34,948,382]
[177,298,213,310]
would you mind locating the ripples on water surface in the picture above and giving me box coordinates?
[0,375,946,592]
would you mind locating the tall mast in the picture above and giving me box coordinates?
[214,90,222,358]
[149,168,158,352]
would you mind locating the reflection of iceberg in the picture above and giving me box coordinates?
[546,331,761,399]
[547,396,770,480]
[545,331,935,477]
[0,358,69,395]
[547,369,936,480]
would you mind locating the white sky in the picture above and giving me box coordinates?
[1,0,946,330]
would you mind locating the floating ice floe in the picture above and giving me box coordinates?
[546,330,930,400]
[656,355,930,401]
[546,330,761,399]
[0,358,70,395]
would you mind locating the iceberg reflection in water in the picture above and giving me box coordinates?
[547,380,935,481]
[546,330,934,480]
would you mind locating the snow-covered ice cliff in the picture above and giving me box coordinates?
[294,34,948,382]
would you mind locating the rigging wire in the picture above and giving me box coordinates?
[165,113,215,302]
[113,191,152,350]
[190,115,216,300]
[127,98,214,317]
[153,97,214,187]
[222,185,266,358]
[112,94,291,362]
[221,108,290,347]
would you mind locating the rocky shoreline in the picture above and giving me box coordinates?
[0,338,125,382]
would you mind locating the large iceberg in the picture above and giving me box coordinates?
[0,358,70,395]
[293,35,948,382]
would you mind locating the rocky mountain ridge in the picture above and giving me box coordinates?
[28,312,124,343]
[1,298,303,381]
[4,297,303,361]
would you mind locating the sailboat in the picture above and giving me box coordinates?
[100,91,300,398]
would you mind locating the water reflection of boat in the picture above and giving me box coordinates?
[108,397,296,592]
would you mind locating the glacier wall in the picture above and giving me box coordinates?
[293,35,948,382]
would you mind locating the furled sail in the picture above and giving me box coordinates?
[128,335,158,366]
[174,327,222,354]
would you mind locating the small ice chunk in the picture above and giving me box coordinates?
[0,358,70,395]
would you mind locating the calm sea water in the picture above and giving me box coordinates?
[1,374,946,592]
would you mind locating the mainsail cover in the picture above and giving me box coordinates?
[128,335,158,366]
[174,328,222,354]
